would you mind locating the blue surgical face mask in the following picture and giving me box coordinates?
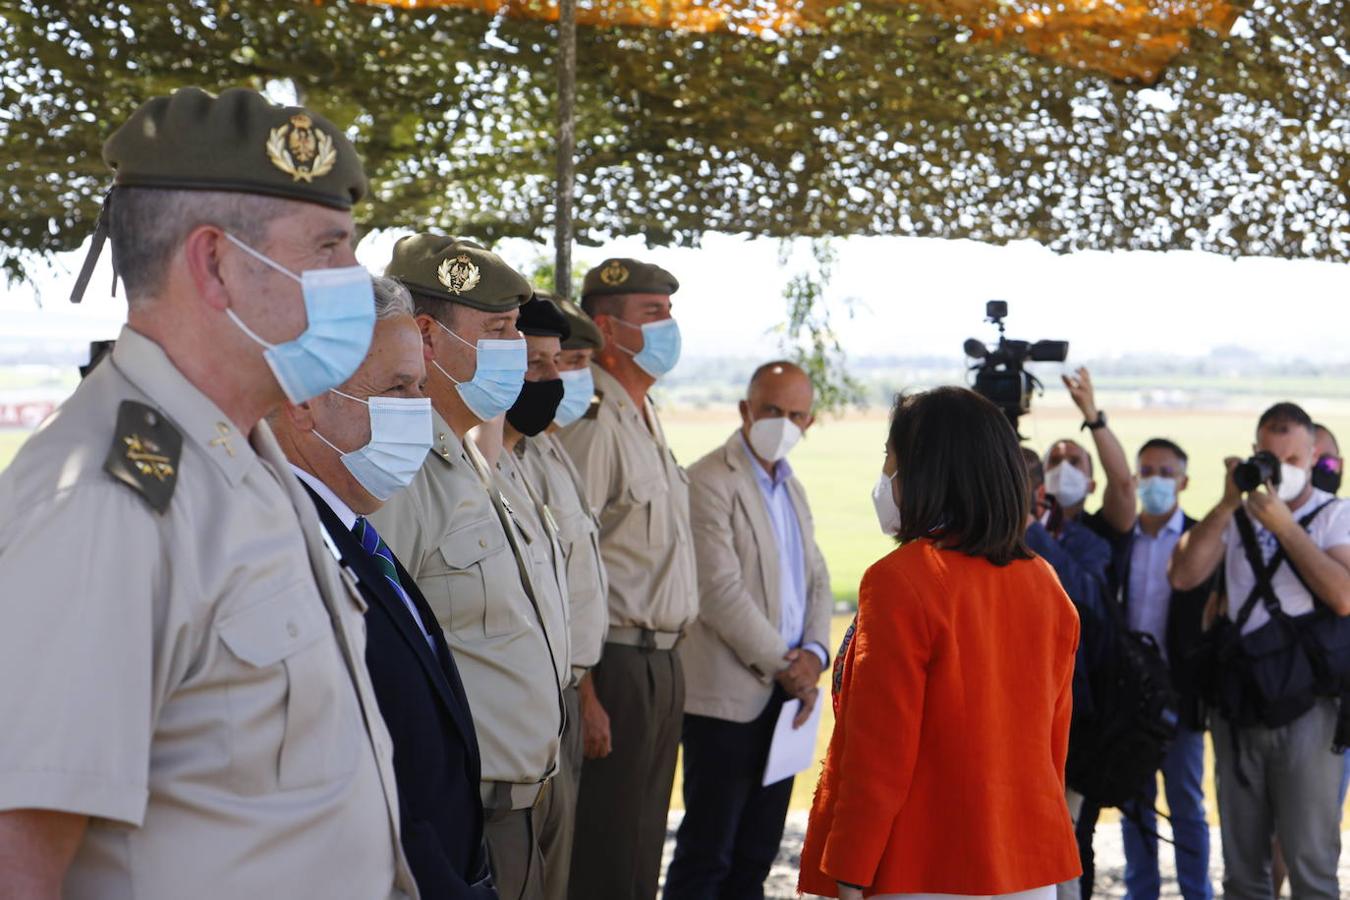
[313,390,433,502]
[1137,476,1177,517]
[615,317,681,379]
[554,367,594,428]
[432,319,527,422]
[223,234,375,404]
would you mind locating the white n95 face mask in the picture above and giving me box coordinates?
[1278,463,1309,503]
[748,417,803,463]
[872,471,901,536]
[313,391,433,501]
[1045,462,1090,509]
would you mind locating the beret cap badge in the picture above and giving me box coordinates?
[598,260,629,286]
[266,113,337,183]
[437,254,482,295]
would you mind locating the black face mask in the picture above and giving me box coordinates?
[506,378,565,437]
[1313,456,1343,495]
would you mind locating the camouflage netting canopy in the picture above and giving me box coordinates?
[0,0,1345,285]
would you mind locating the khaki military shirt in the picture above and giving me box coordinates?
[557,365,697,634]
[518,433,609,671]
[369,412,564,787]
[493,447,572,685]
[0,327,412,900]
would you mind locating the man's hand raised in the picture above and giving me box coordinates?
[1062,367,1099,421]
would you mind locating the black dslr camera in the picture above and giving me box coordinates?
[1233,450,1281,493]
[964,301,1069,429]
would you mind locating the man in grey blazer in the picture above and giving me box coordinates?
[664,361,833,900]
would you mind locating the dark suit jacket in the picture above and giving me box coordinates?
[303,484,496,900]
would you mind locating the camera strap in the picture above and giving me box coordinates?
[1232,501,1334,628]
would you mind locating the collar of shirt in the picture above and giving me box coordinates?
[289,464,358,531]
[738,432,793,489]
[1133,505,1186,539]
[108,324,257,486]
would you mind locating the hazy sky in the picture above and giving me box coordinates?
[4,229,1345,365]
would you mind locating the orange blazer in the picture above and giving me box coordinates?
[799,540,1082,897]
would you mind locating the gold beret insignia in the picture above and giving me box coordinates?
[266,113,337,183]
[437,254,482,295]
[598,260,629,287]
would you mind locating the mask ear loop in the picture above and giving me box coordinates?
[311,428,350,457]
[605,316,645,358]
[330,388,371,406]
[431,318,477,385]
[221,233,304,349]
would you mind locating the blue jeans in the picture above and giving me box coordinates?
[1121,727,1212,900]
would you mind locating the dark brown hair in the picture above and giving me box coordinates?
[888,386,1033,566]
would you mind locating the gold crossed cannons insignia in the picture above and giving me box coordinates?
[104,400,182,513]
[124,434,175,481]
[266,113,337,183]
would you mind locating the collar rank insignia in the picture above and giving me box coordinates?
[598,260,629,286]
[583,390,604,420]
[104,400,182,514]
[266,113,337,183]
[437,254,482,295]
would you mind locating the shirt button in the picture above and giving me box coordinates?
[479,538,487,548]
[286,620,299,638]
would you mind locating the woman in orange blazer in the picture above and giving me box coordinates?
[799,387,1082,900]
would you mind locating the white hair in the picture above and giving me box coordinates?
[372,275,415,320]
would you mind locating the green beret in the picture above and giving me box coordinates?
[385,234,531,313]
[103,86,366,210]
[557,297,604,351]
[518,294,571,341]
[581,258,679,300]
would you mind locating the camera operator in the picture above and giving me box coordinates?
[1170,402,1350,900]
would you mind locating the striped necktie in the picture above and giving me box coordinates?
[353,516,436,651]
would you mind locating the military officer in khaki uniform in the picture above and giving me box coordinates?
[519,297,611,771]
[371,236,568,900]
[558,259,698,900]
[494,295,602,900]
[0,87,414,898]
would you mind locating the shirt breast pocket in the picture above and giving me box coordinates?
[437,519,518,638]
[624,476,670,546]
[217,589,359,793]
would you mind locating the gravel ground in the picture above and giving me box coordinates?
[662,811,1350,898]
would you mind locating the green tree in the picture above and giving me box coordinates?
[0,0,1344,284]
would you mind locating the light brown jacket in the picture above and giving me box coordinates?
[682,431,833,722]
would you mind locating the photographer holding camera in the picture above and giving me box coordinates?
[1170,402,1350,900]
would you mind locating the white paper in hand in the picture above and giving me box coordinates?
[761,697,823,787]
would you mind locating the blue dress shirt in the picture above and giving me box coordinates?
[740,436,828,667]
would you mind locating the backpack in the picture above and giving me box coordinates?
[1065,598,1180,809]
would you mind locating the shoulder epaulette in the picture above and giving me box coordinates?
[104,400,181,513]
[583,390,604,420]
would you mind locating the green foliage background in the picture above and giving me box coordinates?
[1,0,1346,287]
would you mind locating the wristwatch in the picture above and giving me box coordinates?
[1082,411,1107,431]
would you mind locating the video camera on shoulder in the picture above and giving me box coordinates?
[1233,451,1280,493]
[964,301,1069,430]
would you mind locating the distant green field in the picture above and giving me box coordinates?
[664,404,1350,604]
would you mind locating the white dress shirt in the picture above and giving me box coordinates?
[290,465,434,648]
